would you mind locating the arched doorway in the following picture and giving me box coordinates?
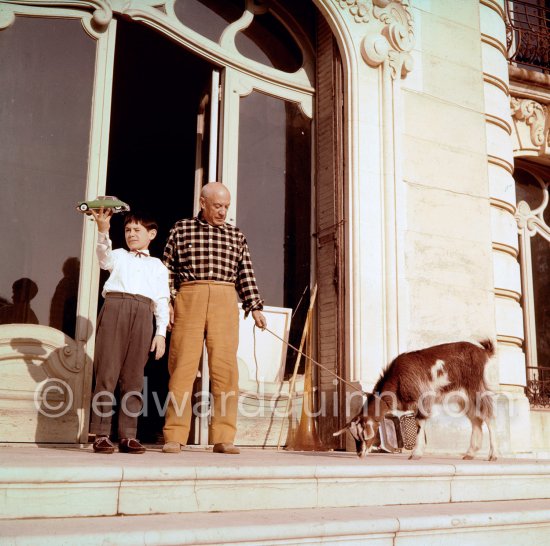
[0,0,347,447]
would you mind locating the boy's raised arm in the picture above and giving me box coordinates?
[90,207,115,270]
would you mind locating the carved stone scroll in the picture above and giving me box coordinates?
[510,96,550,166]
[333,0,415,78]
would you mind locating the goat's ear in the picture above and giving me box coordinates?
[333,427,348,437]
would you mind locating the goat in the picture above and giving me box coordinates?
[334,339,499,461]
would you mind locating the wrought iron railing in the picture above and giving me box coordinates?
[506,0,550,73]
[526,365,550,407]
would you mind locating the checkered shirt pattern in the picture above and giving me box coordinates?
[163,215,264,315]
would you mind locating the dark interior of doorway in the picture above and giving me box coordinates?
[102,18,214,443]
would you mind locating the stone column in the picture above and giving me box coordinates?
[479,0,531,453]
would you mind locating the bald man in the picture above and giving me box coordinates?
[162,182,266,454]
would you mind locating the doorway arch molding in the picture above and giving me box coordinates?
[1,1,315,101]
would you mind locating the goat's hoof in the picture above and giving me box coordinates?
[488,455,498,462]
[462,454,474,460]
[408,453,421,460]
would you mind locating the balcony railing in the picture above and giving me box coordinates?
[506,0,550,73]
[526,365,550,407]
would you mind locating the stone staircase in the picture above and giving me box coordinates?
[1,445,550,545]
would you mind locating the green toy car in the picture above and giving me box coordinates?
[76,195,130,214]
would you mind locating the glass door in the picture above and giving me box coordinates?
[194,69,221,446]
[101,19,217,444]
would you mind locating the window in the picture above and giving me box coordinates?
[173,0,244,43]
[515,160,550,406]
[506,0,550,73]
[0,16,95,338]
[236,9,303,72]
[236,92,311,357]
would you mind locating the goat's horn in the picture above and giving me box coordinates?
[333,427,348,437]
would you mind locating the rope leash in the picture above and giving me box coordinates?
[254,324,368,397]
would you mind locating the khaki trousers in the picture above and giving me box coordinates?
[163,281,239,445]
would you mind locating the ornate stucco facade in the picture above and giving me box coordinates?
[1,0,549,456]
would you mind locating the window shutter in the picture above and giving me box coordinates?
[315,15,345,448]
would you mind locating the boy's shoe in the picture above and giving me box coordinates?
[93,436,115,454]
[213,443,240,455]
[162,441,181,453]
[119,438,146,454]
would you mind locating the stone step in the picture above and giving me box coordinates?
[1,446,550,520]
[1,499,550,545]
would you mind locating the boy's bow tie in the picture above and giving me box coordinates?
[132,250,148,258]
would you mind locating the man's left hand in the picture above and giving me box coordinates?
[252,310,267,330]
[150,335,166,360]
[167,302,175,332]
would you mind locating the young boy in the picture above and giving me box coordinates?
[89,208,170,454]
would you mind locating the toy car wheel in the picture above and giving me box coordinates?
[114,206,122,211]
[79,203,89,212]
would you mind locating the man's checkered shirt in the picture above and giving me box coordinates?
[163,215,264,315]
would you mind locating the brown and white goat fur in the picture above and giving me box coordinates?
[334,340,499,461]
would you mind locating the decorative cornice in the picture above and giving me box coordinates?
[494,287,521,303]
[510,95,550,163]
[335,0,371,23]
[483,73,510,96]
[510,97,549,149]
[495,333,523,347]
[486,113,512,135]
[334,0,415,78]
[492,241,519,258]
[488,154,514,174]
[480,0,506,21]
[480,32,507,57]
[490,196,516,215]
[509,65,550,94]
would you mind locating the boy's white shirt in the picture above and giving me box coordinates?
[96,231,170,337]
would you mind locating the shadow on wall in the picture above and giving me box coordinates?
[49,257,80,338]
[0,257,80,339]
[0,278,39,325]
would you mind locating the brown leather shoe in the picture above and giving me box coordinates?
[162,441,181,453]
[213,443,240,454]
[119,438,146,454]
[93,435,115,454]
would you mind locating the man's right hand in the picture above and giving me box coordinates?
[90,207,113,233]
